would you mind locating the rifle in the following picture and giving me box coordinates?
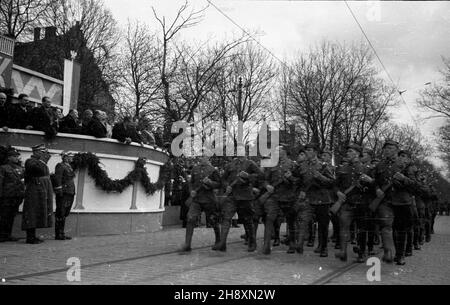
[258,173,291,204]
[330,184,357,215]
[368,182,393,212]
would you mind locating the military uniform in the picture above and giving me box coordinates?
[260,155,299,254]
[0,149,25,242]
[373,146,417,264]
[181,159,221,252]
[295,153,335,256]
[53,160,76,240]
[22,147,54,244]
[218,157,262,252]
[334,144,374,262]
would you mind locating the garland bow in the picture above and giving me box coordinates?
[71,152,170,195]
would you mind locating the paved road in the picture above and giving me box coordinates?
[1,217,449,285]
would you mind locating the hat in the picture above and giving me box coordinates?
[6,147,20,157]
[296,145,306,154]
[398,149,412,158]
[346,143,362,154]
[305,142,319,151]
[60,151,74,157]
[32,144,48,152]
[382,140,399,149]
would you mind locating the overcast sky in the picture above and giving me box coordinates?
[105,0,450,167]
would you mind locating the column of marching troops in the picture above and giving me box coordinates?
[0,144,75,244]
[179,140,441,266]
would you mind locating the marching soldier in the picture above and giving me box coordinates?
[360,149,378,256]
[295,142,335,257]
[0,147,25,242]
[216,148,262,252]
[261,145,300,254]
[53,151,76,240]
[22,144,54,244]
[180,154,221,252]
[372,141,417,265]
[333,143,374,262]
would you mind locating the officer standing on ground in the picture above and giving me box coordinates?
[53,151,76,240]
[22,144,54,244]
[0,147,25,242]
[180,154,221,252]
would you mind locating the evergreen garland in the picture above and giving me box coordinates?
[71,152,170,195]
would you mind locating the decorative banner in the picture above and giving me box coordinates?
[63,59,81,114]
[0,35,14,88]
[11,64,63,106]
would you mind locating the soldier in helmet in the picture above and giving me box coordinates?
[260,145,300,254]
[334,143,375,262]
[179,153,221,252]
[0,147,25,242]
[372,141,417,265]
[295,142,335,257]
[22,144,54,244]
[216,145,262,252]
[53,151,76,240]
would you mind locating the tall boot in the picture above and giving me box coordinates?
[246,221,257,252]
[180,222,194,252]
[413,227,421,250]
[212,223,221,249]
[55,217,62,240]
[287,219,297,254]
[26,228,42,244]
[335,227,348,261]
[273,219,281,246]
[395,230,407,265]
[212,222,230,252]
[307,222,315,247]
[405,229,413,256]
[356,228,367,263]
[262,219,274,255]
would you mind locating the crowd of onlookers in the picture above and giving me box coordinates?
[0,92,165,146]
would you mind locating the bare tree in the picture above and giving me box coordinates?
[152,0,207,140]
[0,0,53,39]
[116,20,161,120]
[287,41,397,153]
[418,57,450,119]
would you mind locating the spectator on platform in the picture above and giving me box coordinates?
[112,116,143,144]
[80,109,93,135]
[59,109,81,134]
[101,111,113,138]
[0,93,8,131]
[154,126,164,147]
[5,94,33,130]
[86,110,107,138]
[29,96,58,139]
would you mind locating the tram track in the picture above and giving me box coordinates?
[4,238,383,284]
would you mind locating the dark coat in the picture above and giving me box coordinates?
[294,158,335,204]
[264,157,298,202]
[87,118,107,138]
[0,104,7,128]
[22,157,54,230]
[112,123,142,143]
[5,104,31,129]
[53,162,76,195]
[222,158,262,201]
[29,106,57,136]
[373,157,417,206]
[335,159,374,205]
[0,162,25,199]
[59,115,81,134]
[190,163,221,204]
